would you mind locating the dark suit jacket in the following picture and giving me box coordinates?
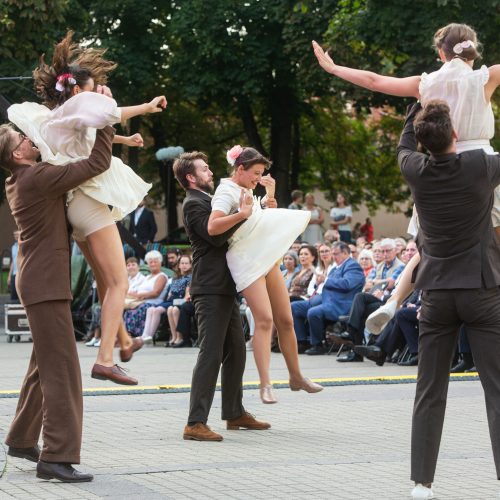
[182,188,242,296]
[5,127,114,306]
[129,206,157,244]
[398,103,500,290]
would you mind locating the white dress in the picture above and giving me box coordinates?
[8,92,151,221]
[301,206,323,244]
[212,178,310,292]
[408,58,498,235]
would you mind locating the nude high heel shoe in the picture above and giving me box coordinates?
[260,384,277,404]
[289,377,323,393]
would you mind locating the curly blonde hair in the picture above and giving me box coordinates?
[33,31,117,109]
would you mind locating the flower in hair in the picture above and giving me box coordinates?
[226,145,244,166]
[55,73,76,92]
[452,40,475,55]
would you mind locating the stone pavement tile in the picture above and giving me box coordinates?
[0,381,499,499]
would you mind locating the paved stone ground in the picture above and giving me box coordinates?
[0,334,498,499]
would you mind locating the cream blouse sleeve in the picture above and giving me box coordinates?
[48,92,122,131]
[211,184,239,215]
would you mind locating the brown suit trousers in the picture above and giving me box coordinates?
[5,300,83,464]
[411,287,500,483]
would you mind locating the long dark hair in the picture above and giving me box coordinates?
[33,31,117,109]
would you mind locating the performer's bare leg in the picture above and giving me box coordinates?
[242,276,275,401]
[265,264,323,393]
[80,225,129,367]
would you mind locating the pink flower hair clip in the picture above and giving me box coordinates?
[55,73,76,92]
[453,40,475,55]
[226,145,244,166]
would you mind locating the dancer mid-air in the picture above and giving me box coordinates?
[8,32,167,385]
[208,146,323,404]
[313,23,500,333]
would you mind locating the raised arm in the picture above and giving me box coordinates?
[34,126,115,198]
[485,65,500,102]
[120,96,167,121]
[312,41,421,98]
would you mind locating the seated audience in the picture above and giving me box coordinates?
[451,327,476,373]
[358,249,376,278]
[281,250,300,290]
[354,289,421,366]
[394,237,407,261]
[364,238,404,294]
[123,250,169,337]
[292,242,365,355]
[307,242,334,297]
[126,256,146,291]
[289,244,318,302]
[166,248,181,270]
[371,240,384,265]
[323,229,340,244]
[142,254,192,345]
[174,300,197,347]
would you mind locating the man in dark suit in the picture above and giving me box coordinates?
[1,124,115,482]
[173,151,270,441]
[398,100,500,500]
[129,200,157,244]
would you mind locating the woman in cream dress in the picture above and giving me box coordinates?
[313,23,500,334]
[8,32,167,384]
[208,146,323,404]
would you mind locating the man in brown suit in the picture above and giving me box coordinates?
[0,124,115,482]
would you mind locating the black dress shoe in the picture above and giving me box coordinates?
[305,344,326,355]
[354,345,386,366]
[450,359,475,373]
[8,445,40,462]
[297,342,310,354]
[36,461,93,483]
[172,340,191,348]
[331,331,355,345]
[398,354,418,366]
[464,366,477,373]
[337,351,363,362]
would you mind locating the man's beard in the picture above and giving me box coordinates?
[195,178,214,193]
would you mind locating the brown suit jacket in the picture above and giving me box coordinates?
[5,126,115,306]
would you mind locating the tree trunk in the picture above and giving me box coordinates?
[290,117,300,192]
[238,97,268,156]
[269,85,294,206]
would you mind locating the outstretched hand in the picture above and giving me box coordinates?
[312,40,336,74]
[239,189,253,219]
[147,96,168,113]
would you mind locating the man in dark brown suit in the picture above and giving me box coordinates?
[0,124,115,482]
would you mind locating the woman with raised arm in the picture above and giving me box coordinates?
[313,23,500,338]
[207,146,323,404]
[8,32,167,385]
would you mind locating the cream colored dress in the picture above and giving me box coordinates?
[408,58,497,235]
[8,92,151,222]
[212,178,310,292]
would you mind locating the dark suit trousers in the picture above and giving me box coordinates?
[348,292,382,344]
[5,300,83,464]
[188,295,245,423]
[412,288,500,483]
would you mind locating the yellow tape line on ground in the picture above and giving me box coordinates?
[0,372,479,397]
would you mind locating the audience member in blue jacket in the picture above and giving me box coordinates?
[291,241,365,355]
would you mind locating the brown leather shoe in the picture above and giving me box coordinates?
[183,423,223,441]
[119,337,144,363]
[91,364,138,385]
[226,411,271,430]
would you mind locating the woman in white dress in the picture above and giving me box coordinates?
[314,22,500,500]
[313,22,500,336]
[301,193,324,244]
[8,32,167,385]
[208,146,323,404]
